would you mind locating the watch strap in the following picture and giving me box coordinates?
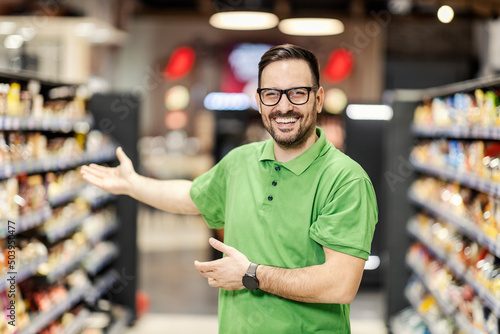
[246,262,259,277]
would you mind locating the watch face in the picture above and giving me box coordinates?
[242,275,259,290]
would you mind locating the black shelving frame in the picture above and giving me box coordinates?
[0,73,139,330]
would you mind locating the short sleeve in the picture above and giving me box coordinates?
[309,178,378,260]
[190,158,230,230]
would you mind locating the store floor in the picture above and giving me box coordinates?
[126,208,388,334]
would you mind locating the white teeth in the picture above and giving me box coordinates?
[275,118,297,124]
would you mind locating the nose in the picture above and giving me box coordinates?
[276,92,293,113]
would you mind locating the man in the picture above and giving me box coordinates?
[81,44,377,333]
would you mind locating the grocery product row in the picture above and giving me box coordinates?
[411,138,500,184]
[409,176,500,250]
[405,239,499,334]
[413,88,499,130]
[0,129,115,179]
[0,169,116,238]
[0,80,87,119]
[0,272,130,334]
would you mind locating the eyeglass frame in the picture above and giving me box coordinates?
[256,86,318,106]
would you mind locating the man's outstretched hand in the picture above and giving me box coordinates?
[194,238,251,291]
[81,147,137,196]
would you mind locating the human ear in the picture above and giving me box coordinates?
[316,86,325,114]
[255,92,262,114]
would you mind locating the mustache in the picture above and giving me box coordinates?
[269,111,302,118]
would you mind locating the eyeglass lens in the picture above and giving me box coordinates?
[260,87,310,106]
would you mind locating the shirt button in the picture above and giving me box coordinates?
[268,196,273,201]
[275,166,280,171]
[272,181,277,186]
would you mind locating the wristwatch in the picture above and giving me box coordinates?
[242,262,260,291]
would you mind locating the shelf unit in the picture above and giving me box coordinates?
[401,76,500,333]
[0,73,137,332]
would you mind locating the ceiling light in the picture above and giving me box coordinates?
[278,18,344,36]
[18,27,35,41]
[324,88,348,114]
[346,104,393,120]
[209,11,279,30]
[0,22,16,35]
[4,34,24,49]
[437,5,454,23]
[75,22,96,37]
[204,92,251,110]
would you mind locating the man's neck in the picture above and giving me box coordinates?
[274,133,318,163]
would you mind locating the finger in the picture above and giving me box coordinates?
[81,165,110,179]
[116,147,131,165]
[209,237,236,256]
[194,259,219,273]
[87,163,111,172]
[81,172,104,189]
[208,278,218,287]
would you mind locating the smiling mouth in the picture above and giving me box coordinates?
[274,117,298,125]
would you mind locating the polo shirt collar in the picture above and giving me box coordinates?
[259,127,328,175]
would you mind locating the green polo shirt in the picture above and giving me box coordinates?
[190,127,377,333]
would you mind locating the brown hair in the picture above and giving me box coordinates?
[258,44,320,88]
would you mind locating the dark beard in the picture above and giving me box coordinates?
[264,101,317,150]
[269,122,316,149]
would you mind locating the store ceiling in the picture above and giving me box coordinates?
[0,0,499,20]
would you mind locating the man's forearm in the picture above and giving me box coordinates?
[128,174,199,214]
[255,249,365,304]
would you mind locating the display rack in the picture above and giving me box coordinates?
[396,76,500,333]
[0,73,137,332]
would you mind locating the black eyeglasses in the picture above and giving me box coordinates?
[257,86,317,106]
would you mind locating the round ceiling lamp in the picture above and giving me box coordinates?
[278,18,344,36]
[165,85,190,110]
[324,88,348,114]
[209,11,279,30]
[437,5,454,23]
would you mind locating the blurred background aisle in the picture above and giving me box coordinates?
[0,0,499,333]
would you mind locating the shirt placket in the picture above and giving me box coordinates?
[262,163,281,210]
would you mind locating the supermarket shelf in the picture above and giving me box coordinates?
[406,259,484,333]
[84,244,119,276]
[0,205,52,238]
[0,256,47,290]
[66,308,91,334]
[393,75,500,102]
[46,245,91,284]
[0,146,117,180]
[44,212,90,243]
[412,161,500,196]
[408,189,500,258]
[412,124,500,140]
[87,219,119,246]
[18,283,90,334]
[0,115,94,132]
[411,158,500,197]
[0,69,85,86]
[405,272,481,334]
[407,219,500,318]
[404,288,440,334]
[48,184,86,207]
[405,258,456,316]
[88,192,117,210]
[85,269,120,305]
[45,222,118,283]
[50,184,116,209]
